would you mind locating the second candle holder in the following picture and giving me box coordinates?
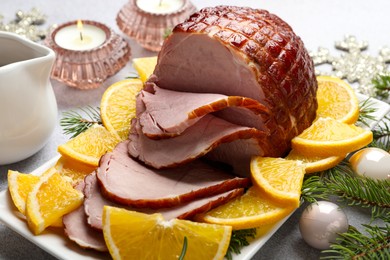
[116,0,197,52]
[45,20,131,90]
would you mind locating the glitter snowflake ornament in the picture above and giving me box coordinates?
[0,8,52,42]
[310,35,390,96]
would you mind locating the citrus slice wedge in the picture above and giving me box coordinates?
[285,149,345,174]
[132,56,158,83]
[54,156,96,186]
[291,117,373,157]
[196,187,295,230]
[57,124,119,167]
[102,206,232,260]
[316,76,359,124]
[7,170,40,215]
[25,167,84,235]
[100,79,143,141]
[250,157,305,207]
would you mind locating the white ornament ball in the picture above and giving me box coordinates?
[299,201,349,250]
[349,147,390,180]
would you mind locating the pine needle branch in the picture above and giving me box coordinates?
[372,74,390,99]
[321,224,390,259]
[300,174,328,204]
[370,116,390,151]
[225,228,257,260]
[60,106,102,138]
[321,162,390,221]
[358,98,378,127]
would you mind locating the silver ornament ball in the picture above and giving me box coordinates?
[299,201,349,250]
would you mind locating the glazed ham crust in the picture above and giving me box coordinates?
[153,6,318,157]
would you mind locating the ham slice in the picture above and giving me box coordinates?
[139,82,269,138]
[85,171,244,230]
[97,141,250,208]
[129,114,266,169]
[152,6,318,157]
[63,181,107,252]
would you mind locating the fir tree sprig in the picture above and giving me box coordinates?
[225,228,257,260]
[323,162,390,221]
[300,174,328,204]
[370,116,390,151]
[358,98,378,127]
[60,106,102,138]
[373,74,390,99]
[321,224,390,259]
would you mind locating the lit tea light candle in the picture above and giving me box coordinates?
[136,0,184,14]
[54,20,106,51]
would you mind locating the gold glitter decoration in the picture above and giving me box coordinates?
[0,8,54,42]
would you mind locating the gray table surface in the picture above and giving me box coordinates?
[1,0,389,259]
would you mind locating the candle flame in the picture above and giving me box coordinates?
[77,20,83,31]
[77,20,84,41]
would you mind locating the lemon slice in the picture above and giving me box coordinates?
[103,206,232,260]
[100,79,143,141]
[316,76,359,124]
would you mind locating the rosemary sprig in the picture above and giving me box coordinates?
[178,236,188,260]
[372,74,390,99]
[225,228,257,260]
[125,72,140,79]
[60,106,102,138]
[321,224,390,259]
[163,27,172,39]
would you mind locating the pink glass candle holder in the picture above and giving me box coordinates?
[116,0,197,52]
[45,20,131,89]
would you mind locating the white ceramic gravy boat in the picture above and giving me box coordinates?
[0,32,57,165]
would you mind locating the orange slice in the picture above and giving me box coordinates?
[54,156,96,186]
[196,187,295,230]
[285,149,345,174]
[7,170,39,215]
[291,117,373,157]
[57,124,119,167]
[250,157,305,208]
[100,79,143,141]
[316,76,359,124]
[103,206,231,260]
[132,56,158,83]
[25,167,84,235]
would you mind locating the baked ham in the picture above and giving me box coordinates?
[98,141,250,208]
[129,113,266,169]
[139,82,269,138]
[63,181,107,252]
[140,5,317,168]
[84,171,243,230]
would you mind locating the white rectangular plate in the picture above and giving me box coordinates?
[0,94,389,260]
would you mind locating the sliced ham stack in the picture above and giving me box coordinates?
[129,5,318,176]
[63,5,318,252]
